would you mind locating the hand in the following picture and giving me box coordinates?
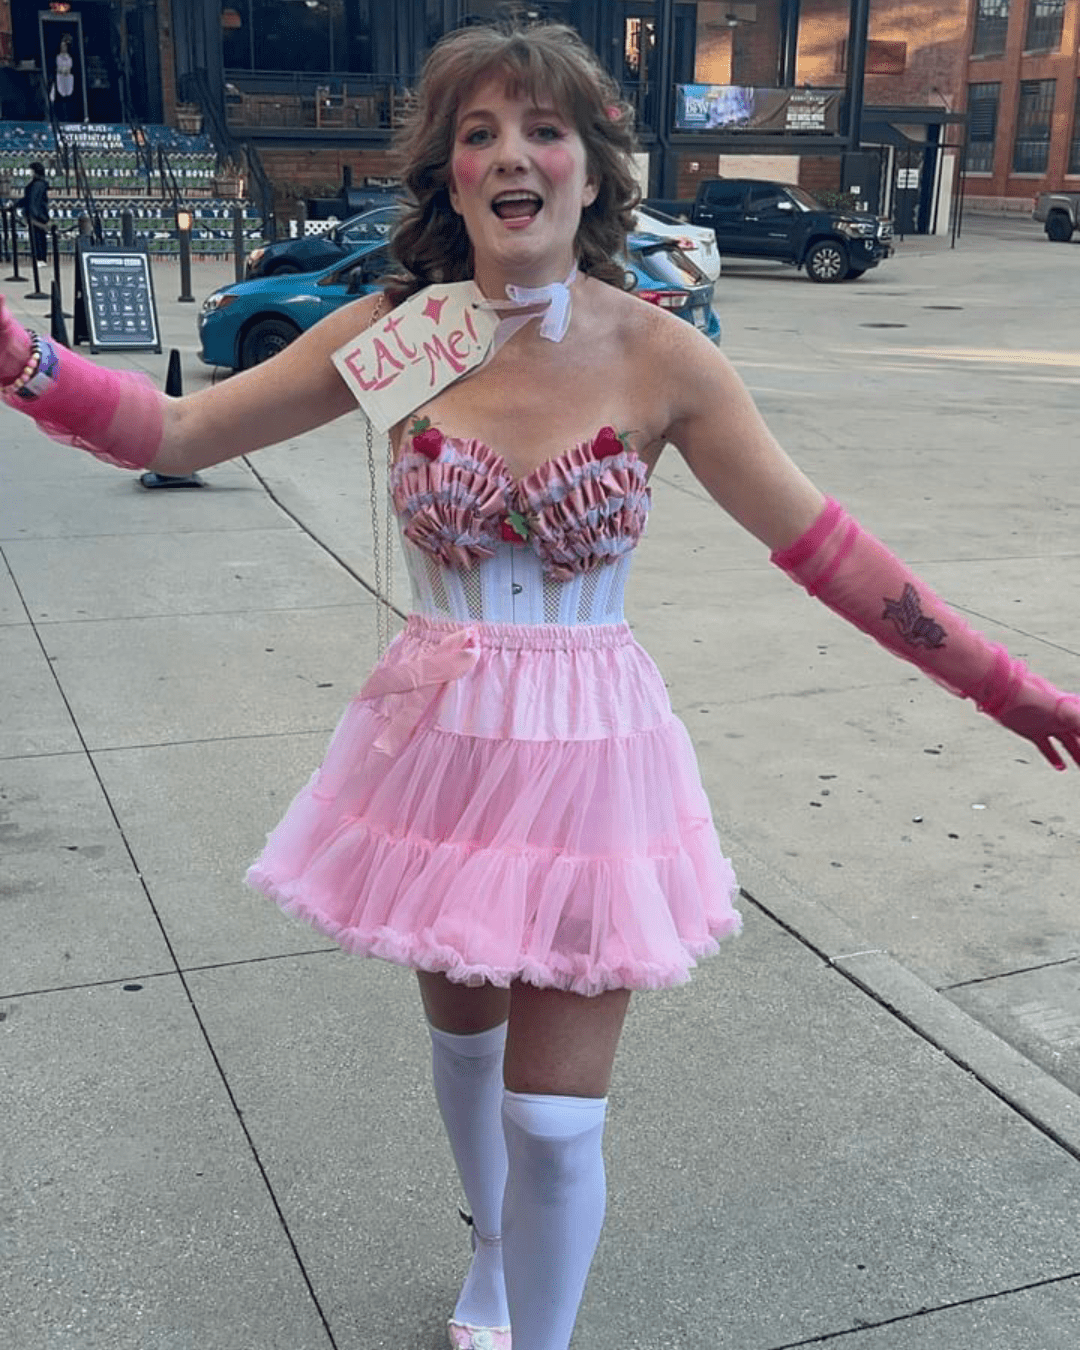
[996,672,1080,771]
[1,295,34,385]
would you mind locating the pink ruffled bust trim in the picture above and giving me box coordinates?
[390,428,650,580]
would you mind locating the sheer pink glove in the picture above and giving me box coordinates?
[772,498,1080,770]
[1,295,163,470]
[0,294,33,382]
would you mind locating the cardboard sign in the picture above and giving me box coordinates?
[332,282,499,432]
[75,242,161,354]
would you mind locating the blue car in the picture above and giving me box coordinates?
[199,232,719,371]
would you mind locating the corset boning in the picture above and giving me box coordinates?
[401,534,631,625]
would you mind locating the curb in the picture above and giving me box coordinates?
[734,844,1080,1160]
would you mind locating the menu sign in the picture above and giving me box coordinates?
[76,246,160,353]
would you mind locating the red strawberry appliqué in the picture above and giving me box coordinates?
[410,417,443,461]
[501,510,530,544]
[593,426,627,460]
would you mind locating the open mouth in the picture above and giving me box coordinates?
[492,191,543,220]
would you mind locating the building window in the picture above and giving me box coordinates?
[1025,0,1065,52]
[1069,81,1080,173]
[967,82,1000,173]
[972,0,1010,57]
[1013,79,1056,172]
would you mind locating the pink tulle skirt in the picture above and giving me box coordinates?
[246,615,741,994]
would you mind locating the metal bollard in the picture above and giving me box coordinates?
[0,206,9,264]
[121,209,135,247]
[6,205,23,281]
[25,222,48,300]
[232,204,246,283]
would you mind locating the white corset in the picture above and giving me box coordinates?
[401,534,630,625]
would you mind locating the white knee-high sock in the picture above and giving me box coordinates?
[428,1022,510,1330]
[501,1091,609,1350]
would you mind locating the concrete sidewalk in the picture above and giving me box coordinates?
[2,230,1079,1349]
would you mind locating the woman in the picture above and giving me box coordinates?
[2,22,1078,1350]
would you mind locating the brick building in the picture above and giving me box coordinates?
[0,2,972,235]
[962,0,1080,210]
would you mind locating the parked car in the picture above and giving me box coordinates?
[200,238,392,369]
[1033,190,1080,241]
[200,231,719,372]
[645,178,893,282]
[633,204,721,281]
[624,233,720,341]
[244,204,400,279]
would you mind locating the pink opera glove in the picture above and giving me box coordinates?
[772,497,1080,770]
[1,295,163,471]
[0,295,33,383]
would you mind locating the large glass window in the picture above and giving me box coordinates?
[1025,0,1065,51]
[972,0,1010,57]
[222,0,355,75]
[967,82,1000,173]
[1013,79,1056,172]
[1069,81,1080,174]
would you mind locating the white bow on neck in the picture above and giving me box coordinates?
[476,264,578,354]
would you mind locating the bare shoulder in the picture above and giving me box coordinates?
[592,278,732,433]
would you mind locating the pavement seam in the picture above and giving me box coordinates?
[0,944,337,1001]
[1,547,343,1350]
[761,1269,1080,1347]
[941,954,1080,990]
[243,452,407,627]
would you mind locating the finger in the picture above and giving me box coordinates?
[1036,737,1066,771]
[1058,734,1080,771]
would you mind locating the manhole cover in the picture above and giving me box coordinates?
[924,305,963,310]
[860,322,908,328]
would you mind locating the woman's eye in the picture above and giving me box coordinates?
[464,127,492,146]
[532,125,563,141]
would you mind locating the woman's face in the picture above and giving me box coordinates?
[449,74,597,283]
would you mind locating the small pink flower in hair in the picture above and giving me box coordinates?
[605,104,621,121]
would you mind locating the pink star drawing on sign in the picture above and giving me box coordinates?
[423,294,448,324]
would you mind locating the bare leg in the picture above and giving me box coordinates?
[418,970,511,1034]
[504,983,630,1097]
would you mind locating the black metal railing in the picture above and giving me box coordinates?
[157,147,183,209]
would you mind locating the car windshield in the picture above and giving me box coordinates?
[333,207,398,247]
[631,238,707,289]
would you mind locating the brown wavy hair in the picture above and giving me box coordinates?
[385,22,641,304]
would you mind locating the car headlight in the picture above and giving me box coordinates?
[201,293,237,315]
[839,221,876,238]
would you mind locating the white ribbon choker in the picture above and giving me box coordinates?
[477,264,578,354]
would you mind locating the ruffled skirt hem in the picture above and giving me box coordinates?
[247,864,742,995]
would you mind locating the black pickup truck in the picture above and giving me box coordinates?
[645,179,893,283]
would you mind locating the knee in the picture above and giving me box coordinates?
[502,1091,608,1192]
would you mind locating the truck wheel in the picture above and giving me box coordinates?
[1046,212,1073,242]
[806,240,849,282]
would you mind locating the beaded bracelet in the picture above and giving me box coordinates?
[2,332,41,397]
[7,334,59,403]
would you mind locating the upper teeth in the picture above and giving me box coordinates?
[495,193,539,203]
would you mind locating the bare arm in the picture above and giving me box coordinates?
[150,292,384,476]
[657,317,826,551]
